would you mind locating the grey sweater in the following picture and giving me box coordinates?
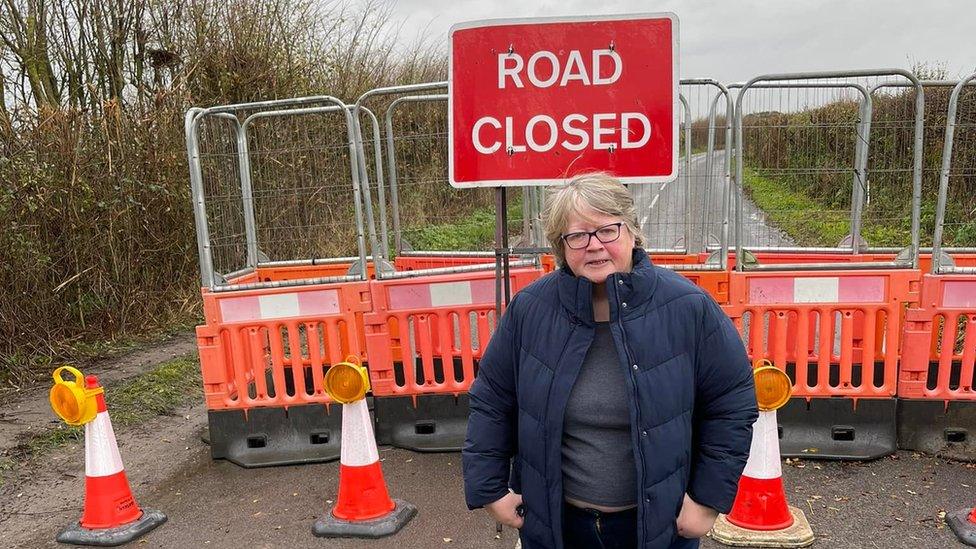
[561,322,637,507]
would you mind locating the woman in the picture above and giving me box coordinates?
[463,173,758,549]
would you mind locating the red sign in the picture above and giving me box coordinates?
[449,14,679,188]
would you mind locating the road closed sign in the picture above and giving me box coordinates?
[449,13,678,188]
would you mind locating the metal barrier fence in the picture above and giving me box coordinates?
[186,68,976,466]
[356,83,531,261]
[898,74,976,461]
[637,80,732,260]
[186,97,370,290]
[732,70,924,268]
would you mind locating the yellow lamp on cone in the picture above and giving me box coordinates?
[324,357,370,404]
[49,366,103,426]
[752,359,792,411]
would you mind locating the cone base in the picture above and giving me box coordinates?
[948,508,976,547]
[313,498,417,539]
[711,506,814,548]
[56,508,167,547]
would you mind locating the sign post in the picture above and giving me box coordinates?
[448,13,679,310]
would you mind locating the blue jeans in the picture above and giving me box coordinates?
[562,501,638,549]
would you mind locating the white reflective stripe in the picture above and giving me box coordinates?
[430,281,473,307]
[943,280,976,308]
[741,411,782,480]
[85,411,125,477]
[794,277,839,303]
[340,399,380,467]
[258,293,301,319]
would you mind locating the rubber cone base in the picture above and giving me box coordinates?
[948,508,976,547]
[711,506,814,548]
[56,508,167,547]
[312,498,417,539]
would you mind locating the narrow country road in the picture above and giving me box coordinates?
[634,151,795,253]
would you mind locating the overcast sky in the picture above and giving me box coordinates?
[389,0,976,83]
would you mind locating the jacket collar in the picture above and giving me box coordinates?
[556,248,658,326]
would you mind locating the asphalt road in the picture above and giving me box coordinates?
[634,151,794,253]
[6,397,974,549]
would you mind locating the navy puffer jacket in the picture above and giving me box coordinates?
[463,249,758,548]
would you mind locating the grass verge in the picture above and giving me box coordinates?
[7,356,201,471]
[741,169,912,247]
[407,201,525,251]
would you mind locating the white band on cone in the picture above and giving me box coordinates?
[85,411,125,477]
[741,410,782,480]
[340,399,380,467]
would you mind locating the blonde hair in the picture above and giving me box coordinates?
[542,172,645,267]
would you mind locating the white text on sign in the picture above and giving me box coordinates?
[472,48,651,155]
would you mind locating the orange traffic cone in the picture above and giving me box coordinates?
[948,504,976,546]
[56,375,166,546]
[313,360,416,538]
[712,364,814,547]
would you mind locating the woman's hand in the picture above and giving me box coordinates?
[676,493,718,538]
[485,491,524,529]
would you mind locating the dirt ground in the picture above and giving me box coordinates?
[0,332,197,459]
[1,336,975,549]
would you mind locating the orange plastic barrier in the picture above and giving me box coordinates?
[196,279,372,410]
[724,270,920,398]
[728,251,976,271]
[226,261,383,286]
[899,274,976,401]
[394,255,495,272]
[364,267,544,396]
[253,262,378,282]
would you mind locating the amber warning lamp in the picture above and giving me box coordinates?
[324,356,371,404]
[49,366,103,426]
[752,359,792,411]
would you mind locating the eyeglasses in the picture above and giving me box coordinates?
[561,222,625,250]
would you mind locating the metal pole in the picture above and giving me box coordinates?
[351,109,384,279]
[185,108,215,288]
[361,107,391,264]
[502,187,512,304]
[850,91,873,254]
[537,185,547,247]
[702,90,720,250]
[227,116,260,268]
[494,187,505,317]
[679,93,692,253]
[335,102,371,280]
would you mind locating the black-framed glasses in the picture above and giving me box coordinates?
[561,222,625,250]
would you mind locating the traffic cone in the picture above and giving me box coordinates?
[948,504,976,546]
[56,375,166,546]
[312,397,416,538]
[711,410,814,548]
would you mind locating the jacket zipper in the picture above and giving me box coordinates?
[611,274,647,545]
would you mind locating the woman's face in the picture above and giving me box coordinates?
[562,206,635,284]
